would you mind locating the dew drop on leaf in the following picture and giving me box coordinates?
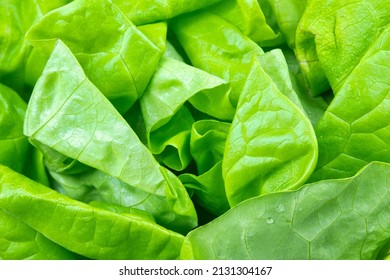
[277,204,285,213]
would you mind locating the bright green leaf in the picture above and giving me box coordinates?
[223,59,317,206]
[310,25,390,181]
[183,162,390,260]
[24,40,197,233]
[0,164,185,260]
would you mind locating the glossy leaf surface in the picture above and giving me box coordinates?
[171,11,264,107]
[24,40,197,232]
[310,25,390,181]
[0,165,185,260]
[27,0,165,113]
[183,162,390,260]
[295,0,390,95]
[222,59,317,206]
[0,84,30,173]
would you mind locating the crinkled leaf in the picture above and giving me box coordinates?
[190,120,231,174]
[150,106,193,171]
[140,56,234,170]
[179,120,231,215]
[141,56,234,130]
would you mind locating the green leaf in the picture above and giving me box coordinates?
[209,0,283,46]
[26,0,165,113]
[23,147,50,187]
[0,164,185,260]
[265,0,308,48]
[0,209,78,260]
[0,84,31,173]
[141,56,234,128]
[310,25,390,181]
[190,120,231,174]
[171,11,264,107]
[0,0,71,93]
[222,59,317,206]
[139,56,234,170]
[180,162,230,216]
[281,47,330,126]
[182,162,390,260]
[295,0,390,95]
[258,49,304,111]
[48,168,191,231]
[112,0,223,25]
[24,40,197,233]
[149,106,194,171]
[179,120,231,215]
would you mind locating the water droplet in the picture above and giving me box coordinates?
[277,204,285,213]
[266,217,274,224]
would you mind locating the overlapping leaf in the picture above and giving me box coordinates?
[310,25,390,181]
[222,59,317,206]
[24,40,197,233]
[183,162,390,260]
[140,56,234,170]
[295,0,390,95]
[0,165,185,260]
[26,0,165,113]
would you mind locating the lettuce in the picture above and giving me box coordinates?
[182,162,390,259]
[0,0,389,260]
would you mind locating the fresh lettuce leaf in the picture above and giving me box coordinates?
[190,120,231,174]
[0,209,78,260]
[113,0,224,25]
[258,49,303,110]
[0,83,31,173]
[265,0,308,48]
[24,40,197,233]
[140,56,234,170]
[0,0,388,261]
[222,59,317,206]
[281,47,330,126]
[209,0,283,46]
[171,11,264,107]
[310,24,390,181]
[179,120,231,215]
[295,0,390,95]
[182,162,390,260]
[0,164,185,260]
[0,0,71,95]
[26,0,165,113]
[180,162,230,216]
